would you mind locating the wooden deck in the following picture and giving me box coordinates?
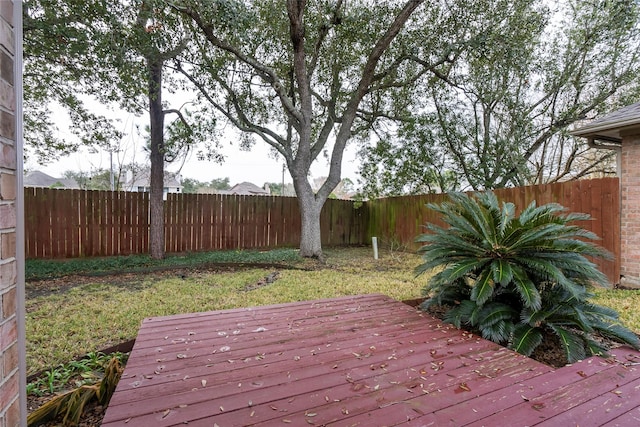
[102,294,640,426]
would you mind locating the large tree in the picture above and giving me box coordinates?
[359,0,640,196]
[24,0,218,259]
[173,0,492,258]
[23,0,128,162]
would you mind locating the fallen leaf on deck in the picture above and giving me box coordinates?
[458,383,471,392]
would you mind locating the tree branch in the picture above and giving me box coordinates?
[171,62,293,163]
[174,3,303,125]
[319,0,425,201]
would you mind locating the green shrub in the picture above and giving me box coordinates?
[416,192,640,363]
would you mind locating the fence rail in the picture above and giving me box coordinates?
[25,177,620,283]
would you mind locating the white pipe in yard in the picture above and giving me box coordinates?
[372,237,379,260]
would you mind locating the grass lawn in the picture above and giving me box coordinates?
[26,246,640,376]
[26,247,424,375]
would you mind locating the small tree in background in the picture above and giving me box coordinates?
[416,192,640,363]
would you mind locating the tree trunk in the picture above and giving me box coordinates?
[148,59,165,259]
[294,174,325,259]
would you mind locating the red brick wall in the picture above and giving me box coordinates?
[620,132,640,285]
[0,1,20,425]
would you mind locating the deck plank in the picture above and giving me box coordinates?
[102,294,640,426]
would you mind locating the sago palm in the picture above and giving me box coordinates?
[416,192,639,363]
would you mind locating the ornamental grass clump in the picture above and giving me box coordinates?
[416,192,640,363]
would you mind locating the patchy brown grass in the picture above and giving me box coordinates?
[26,247,426,374]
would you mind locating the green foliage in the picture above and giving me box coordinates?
[174,0,454,256]
[417,192,640,363]
[27,356,125,427]
[25,248,302,281]
[24,0,220,165]
[359,0,640,196]
[27,352,128,397]
[182,177,232,193]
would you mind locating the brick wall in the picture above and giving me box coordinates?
[620,131,640,286]
[0,1,21,426]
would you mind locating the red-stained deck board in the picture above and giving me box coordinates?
[102,294,640,426]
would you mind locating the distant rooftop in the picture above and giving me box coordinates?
[571,102,640,142]
[24,171,79,189]
[228,182,270,195]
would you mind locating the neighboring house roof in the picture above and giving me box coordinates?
[196,188,233,195]
[571,102,640,142]
[228,182,270,195]
[124,170,182,190]
[24,171,79,189]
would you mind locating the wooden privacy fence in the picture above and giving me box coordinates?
[367,177,620,283]
[25,177,620,283]
[24,189,367,259]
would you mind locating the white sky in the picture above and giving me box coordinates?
[25,108,362,188]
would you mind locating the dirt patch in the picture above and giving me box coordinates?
[241,271,281,292]
[26,262,305,299]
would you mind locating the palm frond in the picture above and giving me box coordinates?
[416,191,628,365]
[438,259,490,283]
[491,259,513,287]
[480,318,514,343]
[594,323,640,349]
[479,302,518,327]
[26,356,123,427]
[511,265,541,310]
[584,336,609,358]
[443,300,477,328]
[548,324,587,363]
[470,269,494,306]
[511,324,543,356]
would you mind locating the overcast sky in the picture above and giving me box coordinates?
[26,106,362,188]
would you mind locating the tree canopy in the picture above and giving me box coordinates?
[172,0,497,257]
[25,0,640,258]
[359,0,640,197]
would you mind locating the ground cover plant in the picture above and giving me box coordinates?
[27,355,124,427]
[416,192,640,363]
[25,248,303,281]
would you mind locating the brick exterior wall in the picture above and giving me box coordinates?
[0,1,20,426]
[620,131,640,286]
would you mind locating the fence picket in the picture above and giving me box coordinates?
[23,179,620,283]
